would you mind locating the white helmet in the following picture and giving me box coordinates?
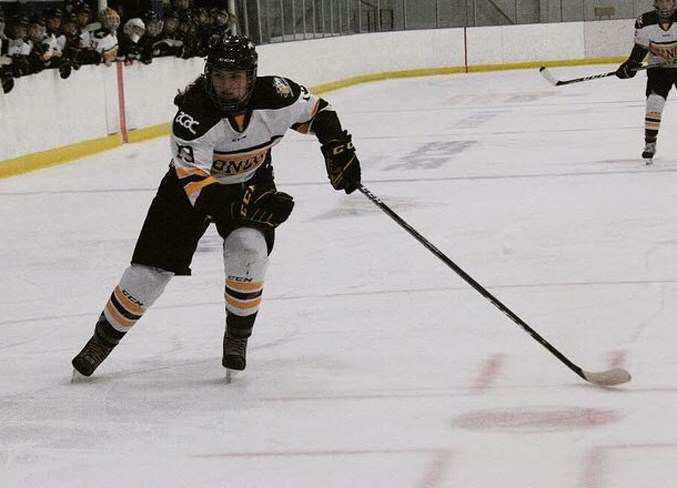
[123,18,145,43]
[654,0,676,19]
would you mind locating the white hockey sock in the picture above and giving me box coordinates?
[223,227,269,334]
[645,93,666,140]
[102,264,174,334]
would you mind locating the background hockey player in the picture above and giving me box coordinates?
[93,7,120,66]
[616,0,677,163]
[71,34,361,380]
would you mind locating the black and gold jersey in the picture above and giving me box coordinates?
[634,10,677,66]
[170,75,333,205]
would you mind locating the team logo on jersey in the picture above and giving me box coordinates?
[211,148,268,175]
[273,77,293,98]
[175,111,200,135]
[650,40,677,61]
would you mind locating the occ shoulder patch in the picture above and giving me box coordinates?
[171,99,222,140]
[273,77,293,98]
[173,111,202,139]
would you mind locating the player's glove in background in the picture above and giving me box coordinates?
[616,58,640,79]
[321,131,362,194]
[233,185,294,229]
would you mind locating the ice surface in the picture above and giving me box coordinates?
[2,65,677,487]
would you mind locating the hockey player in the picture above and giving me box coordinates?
[71,34,361,380]
[92,7,120,66]
[616,0,677,163]
[118,17,145,64]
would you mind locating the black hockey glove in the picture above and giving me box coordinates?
[616,58,640,79]
[232,185,295,229]
[321,131,361,194]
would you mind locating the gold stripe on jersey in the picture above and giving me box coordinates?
[175,166,210,179]
[233,113,246,132]
[174,166,218,204]
[184,176,218,198]
[649,40,677,60]
[293,100,322,134]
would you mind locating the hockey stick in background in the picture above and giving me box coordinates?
[358,184,631,387]
[539,61,665,86]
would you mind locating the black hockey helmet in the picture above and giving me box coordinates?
[142,9,161,23]
[654,0,676,19]
[46,7,63,19]
[204,34,258,112]
[13,13,31,28]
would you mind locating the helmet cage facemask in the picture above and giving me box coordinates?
[655,0,676,19]
[205,62,257,112]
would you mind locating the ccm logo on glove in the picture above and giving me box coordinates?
[234,185,295,229]
[321,130,362,194]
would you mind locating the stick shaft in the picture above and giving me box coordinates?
[540,62,662,86]
[358,184,588,381]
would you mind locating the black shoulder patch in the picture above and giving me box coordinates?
[172,89,222,141]
[249,76,302,110]
[637,11,659,29]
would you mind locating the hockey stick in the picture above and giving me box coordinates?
[358,184,631,387]
[539,62,663,86]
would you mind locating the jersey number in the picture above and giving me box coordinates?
[176,145,195,164]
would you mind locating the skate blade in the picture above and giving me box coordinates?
[71,368,89,383]
[644,158,654,165]
[225,368,241,384]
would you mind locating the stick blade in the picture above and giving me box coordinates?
[539,66,561,86]
[582,368,631,387]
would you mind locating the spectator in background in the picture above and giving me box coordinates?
[176,11,200,58]
[42,8,65,69]
[59,12,81,78]
[208,8,236,46]
[45,8,64,40]
[27,15,49,72]
[93,8,120,66]
[138,9,163,64]
[169,0,191,17]
[155,10,182,57]
[119,17,145,64]
[7,14,32,77]
[73,2,96,49]
[194,7,211,52]
[59,11,101,78]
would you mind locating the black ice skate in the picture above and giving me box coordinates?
[642,141,656,165]
[223,333,248,383]
[72,333,117,380]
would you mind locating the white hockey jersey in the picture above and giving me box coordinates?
[634,10,677,66]
[170,75,333,206]
[7,38,32,56]
[92,28,118,63]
